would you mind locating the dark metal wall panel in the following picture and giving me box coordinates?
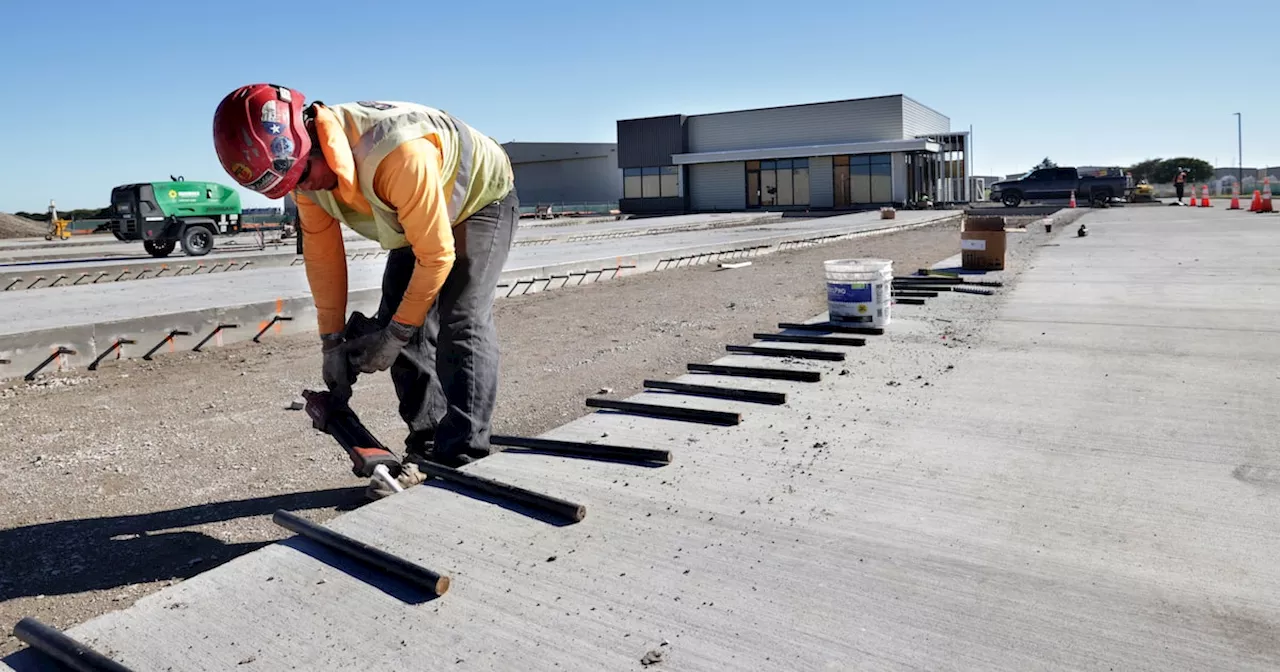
[510,156,622,204]
[617,115,687,168]
[619,196,685,215]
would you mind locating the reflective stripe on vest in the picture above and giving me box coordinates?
[352,110,475,223]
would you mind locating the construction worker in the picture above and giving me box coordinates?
[1174,168,1187,204]
[211,84,518,495]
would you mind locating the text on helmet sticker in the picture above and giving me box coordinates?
[247,170,284,194]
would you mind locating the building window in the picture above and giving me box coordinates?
[625,166,678,199]
[746,158,809,208]
[837,154,892,206]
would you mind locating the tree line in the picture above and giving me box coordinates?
[12,207,111,222]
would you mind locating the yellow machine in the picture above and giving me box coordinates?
[1128,181,1156,203]
[44,199,71,240]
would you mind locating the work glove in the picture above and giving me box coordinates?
[347,320,415,374]
[321,333,355,403]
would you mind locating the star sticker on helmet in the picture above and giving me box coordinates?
[264,122,283,135]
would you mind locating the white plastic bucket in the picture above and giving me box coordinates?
[824,258,893,328]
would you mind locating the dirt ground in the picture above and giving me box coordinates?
[0,214,46,239]
[0,219,969,653]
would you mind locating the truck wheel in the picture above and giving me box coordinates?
[144,240,176,258]
[1001,191,1022,207]
[1090,191,1111,208]
[180,226,215,257]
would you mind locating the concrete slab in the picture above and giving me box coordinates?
[0,211,959,379]
[0,213,783,292]
[6,205,1278,670]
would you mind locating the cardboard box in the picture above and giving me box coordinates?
[961,215,1007,271]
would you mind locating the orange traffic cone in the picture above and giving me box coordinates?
[1200,184,1212,207]
[1229,182,1241,210]
[1250,189,1262,212]
[1260,178,1274,213]
[1068,190,1077,208]
[1188,186,1198,207]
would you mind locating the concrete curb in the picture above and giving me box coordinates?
[0,212,959,382]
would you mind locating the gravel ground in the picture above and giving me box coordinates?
[0,216,1060,653]
[0,214,46,239]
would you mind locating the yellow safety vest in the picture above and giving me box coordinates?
[299,101,513,250]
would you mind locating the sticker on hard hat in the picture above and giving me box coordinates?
[230,163,253,182]
[246,170,283,193]
[357,101,395,110]
[261,100,289,135]
[271,136,295,158]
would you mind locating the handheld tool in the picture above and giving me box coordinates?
[302,389,403,494]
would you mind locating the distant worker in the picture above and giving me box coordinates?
[1174,168,1188,204]
[211,84,518,495]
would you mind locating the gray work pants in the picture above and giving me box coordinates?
[373,189,518,460]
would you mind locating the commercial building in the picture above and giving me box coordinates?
[616,94,971,215]
[502,142,622,208]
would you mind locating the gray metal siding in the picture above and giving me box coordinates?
[617,115,686,168]
[690,163,745,211]
[687,97,904,153]
[809,156,834,208]
[901,97,950,137]
[510,156,622,204]
[503,142,616,165]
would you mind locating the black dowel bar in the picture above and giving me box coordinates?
[12,617,133,672]
[893,283,954,292]
[642,379,786,405]
[253,315,294,343]
[895,298,927,305]
[272,510,450,597]
[491,435,671,464]
[897,275,1003,287]
[24,347,76,382]
[891,290,938,298]
[778,322,885,336]
[726,345,846,361]
[752,333,866,347]
[87,339,136,371]
[192,324,239,352]
[141,330,191,361]
[415,460,587,523]
[688,362,821,383]
[953,286,997,296]
[586,397,741,426]
[894,276,962,284]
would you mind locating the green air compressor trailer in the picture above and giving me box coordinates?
[109,180,243,257]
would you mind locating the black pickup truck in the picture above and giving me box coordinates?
[989,167,1129,207]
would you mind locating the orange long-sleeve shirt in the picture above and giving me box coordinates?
[296,113,457,336]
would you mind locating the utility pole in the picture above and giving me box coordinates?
[1235,112,1243,187]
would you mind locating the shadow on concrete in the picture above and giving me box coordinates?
[279,537,441,605]
[424,480,581,528]
[0,487,367,602]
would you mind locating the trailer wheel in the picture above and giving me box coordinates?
[144,240,176,258]
[180,226,215,257]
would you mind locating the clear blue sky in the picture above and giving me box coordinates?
[1,0,1275,211]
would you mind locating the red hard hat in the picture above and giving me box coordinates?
[212,84,311,200]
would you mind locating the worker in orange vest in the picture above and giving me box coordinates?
[212,84,517,496]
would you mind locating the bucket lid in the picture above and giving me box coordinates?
[824,258,893,272]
